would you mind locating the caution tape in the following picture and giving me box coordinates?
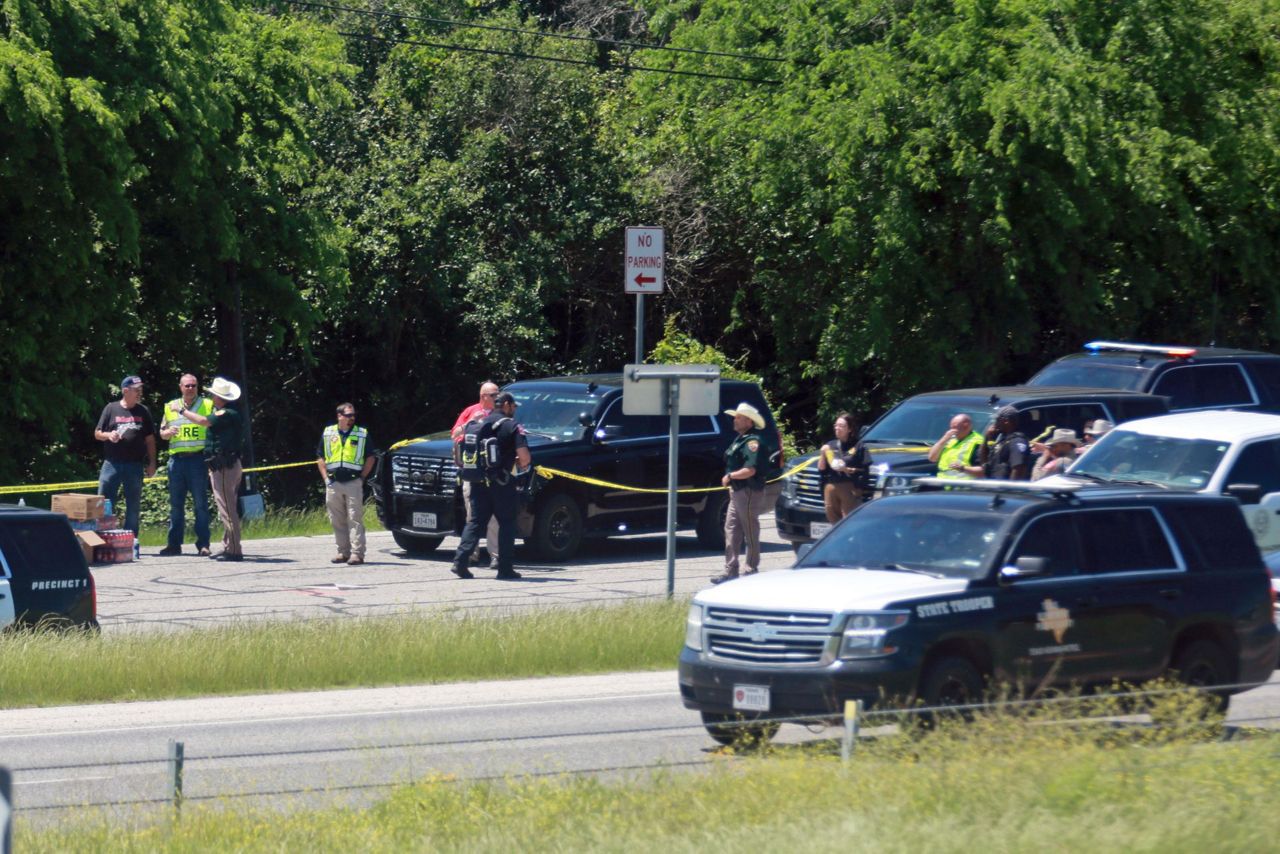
[532,455,820,495]
[0,460,316,496]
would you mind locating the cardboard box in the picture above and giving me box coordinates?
[52,493,105,521]
[76,530,106,564]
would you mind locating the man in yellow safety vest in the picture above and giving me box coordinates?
[928,413,984,480]
[316,403,378,565]
[158,373,214,556]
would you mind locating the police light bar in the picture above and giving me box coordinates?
[1083,341,1197,358]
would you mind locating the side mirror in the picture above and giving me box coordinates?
[578,411,595,427]
[858,424,869,438]
[1226,483,1263,506]
[796,543,814,562]
[1000,555,1047,581]
[594,424,624,442]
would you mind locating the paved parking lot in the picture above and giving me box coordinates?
[95,520,798,632]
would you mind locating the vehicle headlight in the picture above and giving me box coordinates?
[783,476,797,499]
[685,603,704,651]
[838,612,909,659]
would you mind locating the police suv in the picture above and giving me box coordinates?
[0,504,98,630]
[1030,341,1280,412]
[682,480,1278,744]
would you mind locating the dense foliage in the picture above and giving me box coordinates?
[5,0,1280,493]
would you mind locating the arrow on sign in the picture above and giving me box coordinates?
[634,274,656,286]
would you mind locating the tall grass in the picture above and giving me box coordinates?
[22,700,1280,851]
[136,503,379,546]
[0,600,686,708]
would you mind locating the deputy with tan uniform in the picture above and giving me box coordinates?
[712,403,768,585]
[316,403,377,565]
[158,374,214,556]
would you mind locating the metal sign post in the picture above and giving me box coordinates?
[624,364,720,597]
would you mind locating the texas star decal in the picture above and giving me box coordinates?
[1036,599,1073,643]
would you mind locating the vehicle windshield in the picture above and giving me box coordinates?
[508,388,600,440]
[797,501,1008,579]
[863,400,994,445]
[1029,362,1150,390]
[1067,430,1229,489]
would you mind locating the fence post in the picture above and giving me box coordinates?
[169,739,185,815]
[841,700,862,763]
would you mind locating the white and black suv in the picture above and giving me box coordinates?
[681,481,1279,744]
[0,504,98,630]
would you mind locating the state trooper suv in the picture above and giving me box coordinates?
[0,504,98,630]
[682,480,1279,744]
[775,385,1169,550]
[373,375,782,561]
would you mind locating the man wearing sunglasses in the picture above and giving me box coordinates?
[158,374,214,556]
[317,404,378,565]
[449,381,501,568]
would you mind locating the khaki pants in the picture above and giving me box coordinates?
[208,460,243,557]
[326,478,366,559]
[723,486,764,576]
[462,479,500,562]
[823,482,862,522]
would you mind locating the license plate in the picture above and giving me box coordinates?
[733,684,770,712]
[809,521,832,539]
[412,512,438,530]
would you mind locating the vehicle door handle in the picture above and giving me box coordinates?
[1159,588,1182,599]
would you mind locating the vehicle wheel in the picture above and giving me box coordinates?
[392,531,444,555]
[700,711,780,747]
[918,656,985,722]
[1170,639,1232,713]
[696,491,728,550]
[530,493,583,561]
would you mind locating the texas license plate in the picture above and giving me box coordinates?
[809,521,832,539]
[412,512,437,530]
[733,684,770,712]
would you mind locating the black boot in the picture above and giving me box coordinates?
[451,562,474,579]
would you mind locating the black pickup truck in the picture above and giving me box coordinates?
[373,375,782,561]
[775,386,1170,550]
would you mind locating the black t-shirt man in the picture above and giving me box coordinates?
[482,408,529,478]
[95,401,156,463]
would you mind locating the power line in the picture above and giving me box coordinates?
[336,31,783,86]
[286,0,814,67]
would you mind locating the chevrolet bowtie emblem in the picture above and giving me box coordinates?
[747,623,771,643]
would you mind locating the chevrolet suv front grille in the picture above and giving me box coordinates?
[703,607,838,666]
[390,455,458,498]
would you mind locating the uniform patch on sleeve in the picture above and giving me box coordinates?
[747,440,759,452]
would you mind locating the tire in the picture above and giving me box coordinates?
[530,493,583,561]
[700,711,780,747]
[1170,639,1232,713]
[696,491,728,550]
[918,656,985,721]
[392,531,444,555]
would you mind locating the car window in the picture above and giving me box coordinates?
[1163,503,1264,572]
[1028,361,1149,390]
[1244,360,1280,404]
[1151,364,1255,410]
[1005,513,1080,578]
[1018,405,1108,443]
[1069,431,1229,489]
[0,518,85,580]
[509,390,601,440]
[862,400,994,444]
[1076,509,1177,573]
[598,403,716,439]
[1223,439,1280,501]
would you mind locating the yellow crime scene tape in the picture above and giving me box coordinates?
[0,460,316,496]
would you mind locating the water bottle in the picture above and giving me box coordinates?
[104,499,113,516]
[133,539,140,561]
[17,497,25,507]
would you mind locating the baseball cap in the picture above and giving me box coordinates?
[121,375,143,389]
[494,392,517,406]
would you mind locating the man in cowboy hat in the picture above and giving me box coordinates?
[177,377,245,561]
[712,402,767,585]
[1078,419,1114,457]
[93,374,158,538]
[1031,428,1081,480]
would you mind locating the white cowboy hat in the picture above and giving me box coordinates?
[1046,428,1081,447]
[205,377,242,402]
[723,402,765,430]
[1085,419,1114,437]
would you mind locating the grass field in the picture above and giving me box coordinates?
[21,702,1279,851]
[136,503,378,546]
[0,600,686,708]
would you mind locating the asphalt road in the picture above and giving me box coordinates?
[95,519,799,631]
[7,669,1280,827]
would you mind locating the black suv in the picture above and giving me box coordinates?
[0,505,98,630]
[681,481,1279,743]
[1030,341,1280,412]
[775,385,1170,549]
[373,375,781,561]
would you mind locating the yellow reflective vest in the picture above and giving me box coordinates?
[162,397,214,454]
[937,431,983,479]
[322,424,368,474]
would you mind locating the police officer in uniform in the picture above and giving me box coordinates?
[158,374,214,556]
[928,413,983,480]
[451,392,530,580]
[712,403,767,585]
[316,403,377,565]
[982,405,1030,480]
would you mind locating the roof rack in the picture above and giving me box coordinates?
[1083,341,1196,358]
[915,477,1081,499]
